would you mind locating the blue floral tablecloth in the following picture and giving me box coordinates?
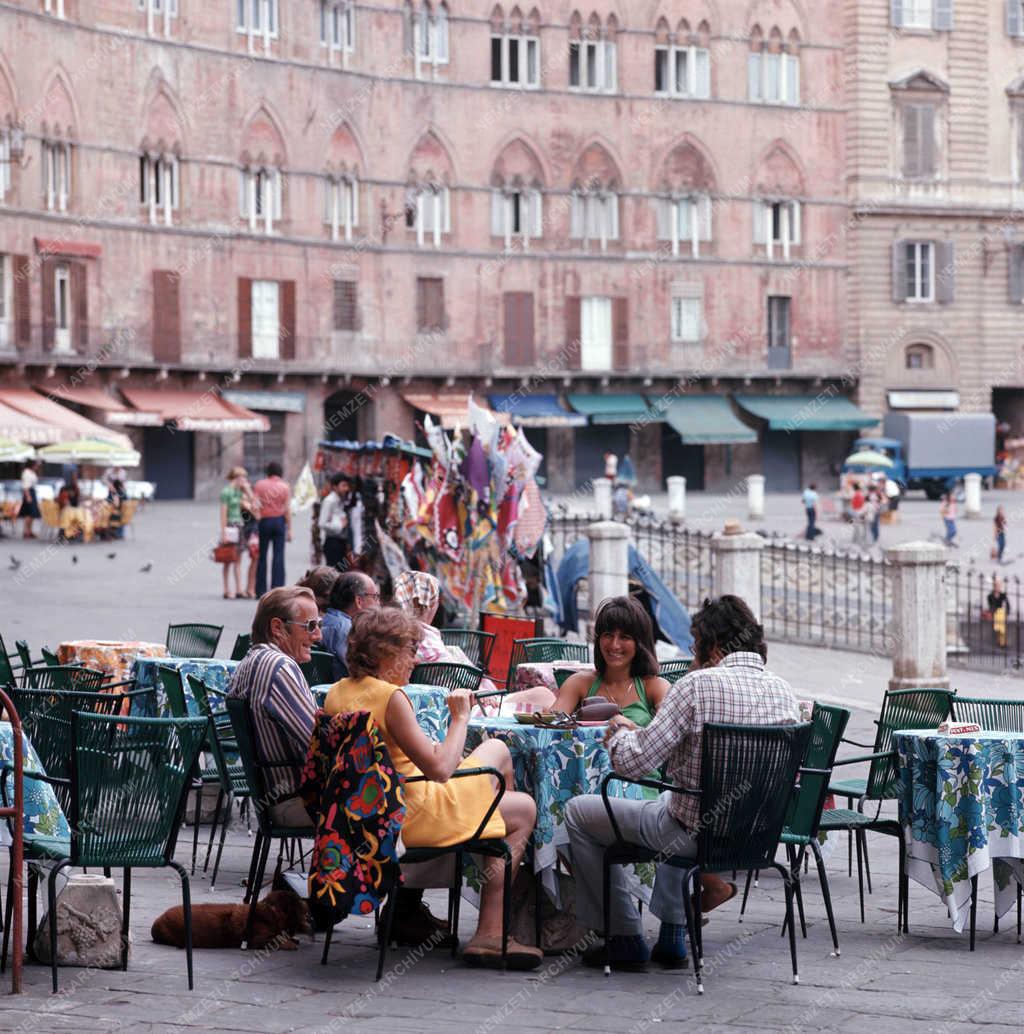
[311,684,449,741]
[894,728,1024,933]
[466,716,647,896]
[132,657,240,717]
[0,721,70,846]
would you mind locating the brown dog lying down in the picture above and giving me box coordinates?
[151,890,311,950]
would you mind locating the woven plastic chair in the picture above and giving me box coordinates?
[39,712,208,992]
[299,650,337,688]
[950,696,1024,732]
[186,674,251,889]
[14,642,34,672]
[20,665,107,693]
[409,661,484,693]
[658,658,693,682]
[40,647,61,668]
[0,635,18,689]
[230,633,252,662]
[439,629,497,672]
[225,697,315,949]
[601,721,812,993]
[166,623,223,659]
[740,703,851,956]
[827,687,951,913]
[507,638,590,688]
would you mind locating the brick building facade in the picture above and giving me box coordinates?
[0,0,860,498]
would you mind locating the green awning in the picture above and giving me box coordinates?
[734,394,879,432]
[652,396,757,445]
[567,394,659,425]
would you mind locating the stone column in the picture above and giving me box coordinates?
[885,541,949,692]
[593,477,613,520]
[747,474,765,520]
[667,475,687,522]
[587,521,629,611]
[711,521,765,621]
[963,473,982,518]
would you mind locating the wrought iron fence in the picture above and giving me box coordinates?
[627,515,715,613]
[946,566,1024,672]
[759,542,892,654]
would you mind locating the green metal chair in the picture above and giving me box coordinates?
[950,696,1024,732]
[14,641,36,672]
[40,647,61,668]
[166,623,223,659]
[230,633,252,661]
[439,629,496,673]
[827,687,952,902]
[409,661,484,693]
[225,697,315,949]
[740,703,851,956]
[186,674,251,890]
[658,658,693,682]
[299,650,337,688]
[40,712,209,992]
[0,637,18,688]
[20,664,107,693]
[507,637,590,688]
[601,721,813,992]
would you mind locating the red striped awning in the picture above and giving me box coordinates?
[120,388,270,433]
[0,388,131,446]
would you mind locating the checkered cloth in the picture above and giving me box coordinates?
[394,570,440,610]
[607,652,800,830]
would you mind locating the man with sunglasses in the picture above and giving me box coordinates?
[228,585,322,828]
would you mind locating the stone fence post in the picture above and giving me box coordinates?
[711,522,765,621]
[667,476,686,522]
[587,521,630,615]
[593,477,613,520]
[884,541,949,692]
[963,472,981,518]
[747,474,765,520]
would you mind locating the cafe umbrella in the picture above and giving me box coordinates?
[36,438,142,468]
[0,438,35,463]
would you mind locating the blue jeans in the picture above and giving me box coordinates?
[256,515,286,596]
[997,531,1006,561]
[944,518,957,544]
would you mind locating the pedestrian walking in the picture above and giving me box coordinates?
[603,452,618,481]
[218,467,246,599]
[849,482,866,544]
[868,486,883,545]
[802,482,820,541]
[994,505,1007,563]
[18,459,40,539]
[940,491,958,547]
[253,461,292,596]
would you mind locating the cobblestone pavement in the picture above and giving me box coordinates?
[0,501,1022,1031]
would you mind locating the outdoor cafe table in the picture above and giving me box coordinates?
[893,727,1024,934]
[58,639,167,684]
[0,721,70,849]
[465,715,648,897]
[132,656,239,716]
[312,683,449,741]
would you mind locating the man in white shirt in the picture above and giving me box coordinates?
[320,473,353,568]
[802,483,819,541]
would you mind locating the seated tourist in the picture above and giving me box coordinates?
[227,586,321,828]
[325,607,542,969]
[296,566,340,615]
[565,595,800,972]
[393,569,554,714]
[321,570,380,680]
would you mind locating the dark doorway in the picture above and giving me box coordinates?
[323,390,361,441]
[763,429,801,492]
[574,425,629,488]
[660,427,705,490]
[143,427,194,499]
[243,412,286,476]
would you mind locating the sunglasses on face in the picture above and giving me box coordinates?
[285,618,323,633]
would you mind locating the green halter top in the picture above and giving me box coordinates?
[586,676,655,727]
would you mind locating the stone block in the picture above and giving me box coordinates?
[34,874,125,969]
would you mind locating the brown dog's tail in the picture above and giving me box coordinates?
[151,906,184,947]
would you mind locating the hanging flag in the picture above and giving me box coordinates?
[291,462,317,513]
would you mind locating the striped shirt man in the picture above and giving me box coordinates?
[228,642,315,804]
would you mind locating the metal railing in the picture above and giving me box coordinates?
[946,566,1023,672]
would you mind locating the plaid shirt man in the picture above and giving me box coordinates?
[228,642,315,803]
[607,651,800,830]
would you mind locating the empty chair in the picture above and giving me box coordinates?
[230,633,252,661]
[409,661,484,693]
[166,623,223,659]
[20,665,107,693]
[439,629,497,673]
[299,650,337,688]
[950,696,1024,732]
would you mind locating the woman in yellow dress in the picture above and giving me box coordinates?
[324,606,541,969]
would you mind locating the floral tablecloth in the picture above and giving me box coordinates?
[132,657,239,717]
[465,715,647,897]
[513,660,591,695]
[0,721,70,847]
[310,684,449,742]
[58,639,167,684]
[894,728,1024,933]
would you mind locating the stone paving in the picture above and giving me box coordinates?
[0,500,1022,1031]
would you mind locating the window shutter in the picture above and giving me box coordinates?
[238,170,248,218]
[612,296,629,371]
[152,269,181,363]
[699,195,713,241]
[530,190,543,237]
[570,193,584,238]
[654,198,670,240]
[696,48,710,98]
[919,105,936,176]
[333,279,358,331]
[70,261,88,353]
[790,201,801,245]
[891,0,903,28]
[902,105,921,178]
[747,53,761,101]
[350,177,359,227]
[786,54,800,104]
[1010,0,1024,37]
[237,277,252,357]
[490,189,504,236]
[753,201,766,244]
[13,254,30,349]
[935,241,955,304]
[417,277,443,331]
[565,295,581,369]
[933,0,954,30]
[892,240,908,302]
[279,279,296,359]
[431,279,445,330]
[1009,246,1024,304]
[41,258,55,351]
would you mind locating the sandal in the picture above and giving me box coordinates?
[463,935,542,971]
[224,592,236,600]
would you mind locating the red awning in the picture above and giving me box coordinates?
[120,388,270,433]
[0,388,131,447]
[0,399,65,444]
[31,382,164,427]
[401,392,509,431]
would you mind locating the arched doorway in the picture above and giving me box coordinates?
[323,390,361,442]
